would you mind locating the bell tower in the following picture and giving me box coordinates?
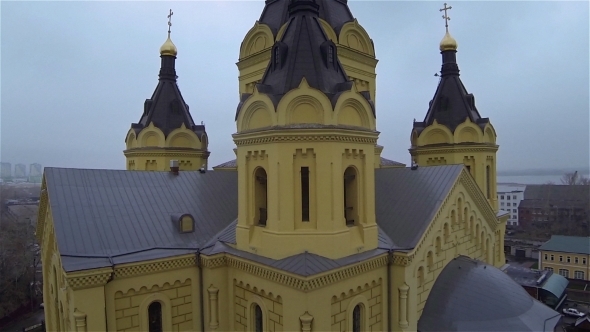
[234,0,379,260]
[124,10,210,171]
[410,6,499,211]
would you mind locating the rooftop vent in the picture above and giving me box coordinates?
[170,160,179,175]
[171,213,195,233]
[199,164,206,173]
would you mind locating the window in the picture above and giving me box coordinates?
[255,168,268,226]
[583,258,587,265]
[486,166,491,199]
[328,46,334,63]
[344,167,358,226]
[417,266,424,287]
[466,165,471,174]
[575,257,579,264]
[436,237,442,254]
[148,302,163,332]
[544,254,548,260]
[550,255,554,261]
[513,209,517,213]
[501,203,504,206]
[274,47,280,65]
[352,304,362,332]
[545,267,554,272]
[513,195,517,199]
[567,257,571,263]
[253,304,263,332]
[559,269,569,278]
[513,203,517,207]
[301,167,310,221]
[501,195,505,200]
[507,196,511,200]
[574,271,585,279]
[559,256,563,262]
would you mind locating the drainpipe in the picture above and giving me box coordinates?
[197,250,205,332]
[104,256,114,331]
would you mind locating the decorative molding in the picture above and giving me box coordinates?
[392,253,413,266]
[224,254,388,292]
[123,150,210,158]
[114,255,196,279]
[410,145,499,155]
[299,312,314,332]
[458,172,499,230]
[207,285,220,330]
[200,255,228,269]
[341,65,376,79]
[237,49,272,70]
[239,68,268,81]
[234,134,378,146]
[66,270,112,290]
[337,46,378,67]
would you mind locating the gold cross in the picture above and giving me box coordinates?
[167,9,174,34]
[439,3,452,32]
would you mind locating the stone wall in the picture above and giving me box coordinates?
[234,280,283,331]
[114,279,192,331]
[331,280,382,331]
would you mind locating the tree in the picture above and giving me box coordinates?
[560,171,590,185]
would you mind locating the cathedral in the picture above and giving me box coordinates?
[37,1,561,331]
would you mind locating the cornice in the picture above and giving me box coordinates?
[337,46,378,67]
[409,144,498,155]
[239,68,268,82]
[458,172,499,231]
[237,49,272,70]
[392,253,413,266]
[36,179,48,243]
[341,64,376,79]
[202,252,388,292]
[66,268,113,290]
[233,128,379,146]
[124,149,210,158]
[114,255,197,279]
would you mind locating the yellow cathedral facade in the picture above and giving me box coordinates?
[37,1,564,332]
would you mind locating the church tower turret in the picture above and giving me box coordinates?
[410,5,499,211]
[234,0,379,260]
[124,10,209,171]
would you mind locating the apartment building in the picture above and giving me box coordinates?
[498,183,526,226]
[539,235,590,281]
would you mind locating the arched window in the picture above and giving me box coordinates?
[450,210,456,228]
[352,304,362,332]
[464,207,469,228]
[253,304,263,332]
[486,165,491,199]
[344,167,358,226]
[435,237,442,254]
[457,198,463,223]
[255,168,268,226]
[443,223,449,242]
[427,251,434,271]
[148,302,163,332]
[417,266,424,287]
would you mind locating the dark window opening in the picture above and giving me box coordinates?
[274,47,280,66]
[353,304,362,332]
[486,165,491,199]
[344,167,358,226]
[148,302,163,332]
[254,304,263,332]
[465,165,471,174]
[301,167,310,221]
[328,46,334,64]
[255,168,268,226]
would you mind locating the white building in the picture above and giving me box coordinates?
[497,183,526,226]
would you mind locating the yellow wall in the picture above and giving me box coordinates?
[124,122,210,171]
[410,118,499,211]
[540,250,590,280]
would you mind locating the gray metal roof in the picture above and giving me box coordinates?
[212,159,237,169]
[46,164,467,274]
[44,168,238,272]
[539,235,590,255]
[379,157,406,167]
[375,165,464,249]
[418,256,561,332]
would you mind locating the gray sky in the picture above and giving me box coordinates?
[1,1,588,172]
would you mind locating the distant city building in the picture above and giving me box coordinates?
[539,235,590,281]
[0,162,12,178]
[497,183,526,226]
[518,185,590,235]
[14,163,27,178]
[29,163,43,183]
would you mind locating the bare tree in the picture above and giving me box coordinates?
[560,171,590,185]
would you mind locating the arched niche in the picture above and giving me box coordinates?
[318,18,338,43]
[483,124,497,144]
[276,78,333,126]
[236,90,276,132]
[239,22,274,59]
[138,124,165,148]
[166,127,200,148]
[333,88,375,129]
[125,130,137,149]
[200,133,209,149]
[338,19,375,56]
[420,127,452,145]
[410,130,419,147]
[454,119,483,143]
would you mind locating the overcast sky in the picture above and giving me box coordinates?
[1,1,588,172]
